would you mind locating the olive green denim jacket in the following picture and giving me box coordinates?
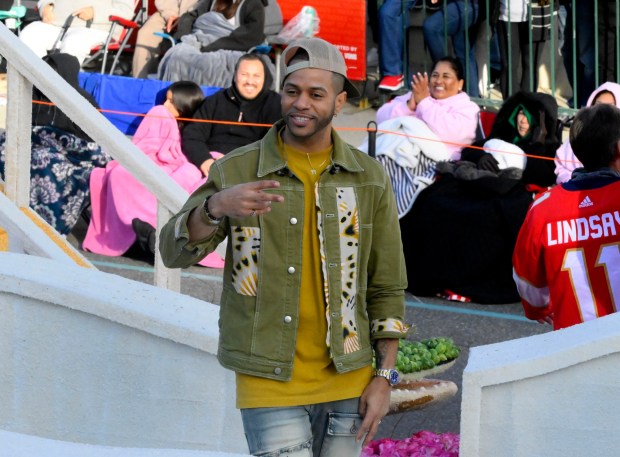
[160,121,408,381]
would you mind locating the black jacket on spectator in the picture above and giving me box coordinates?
[462,90,561,188]
[401,162,533,304]
[33,53,99,141]
[181,56,281,167]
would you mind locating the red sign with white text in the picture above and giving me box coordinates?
[277,0,367,81]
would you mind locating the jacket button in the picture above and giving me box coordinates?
[274,367,282,375]
[290,217,298,225]
[284,315,292,323]
[287,266,295,274]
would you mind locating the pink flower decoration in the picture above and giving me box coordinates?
[361,431,460,457]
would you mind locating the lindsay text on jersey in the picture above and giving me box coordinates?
[547,211,620,246]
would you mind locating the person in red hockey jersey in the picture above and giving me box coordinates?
[512,103,620,330]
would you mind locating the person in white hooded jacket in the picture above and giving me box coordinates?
[554,82,620,184]
[20,0,134,64]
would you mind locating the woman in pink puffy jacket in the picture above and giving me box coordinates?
[376,56,480,161]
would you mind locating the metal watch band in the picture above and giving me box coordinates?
[373,368,399,386]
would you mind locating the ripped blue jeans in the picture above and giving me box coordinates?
[241,398,363,457]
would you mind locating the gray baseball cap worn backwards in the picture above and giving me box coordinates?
[281,37,360,98]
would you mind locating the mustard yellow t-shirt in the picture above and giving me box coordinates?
[235,136,372,408]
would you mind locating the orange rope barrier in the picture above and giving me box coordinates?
[31,99,573,164]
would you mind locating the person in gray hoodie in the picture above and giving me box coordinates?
[20,0,134,64]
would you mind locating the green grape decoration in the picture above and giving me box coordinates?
[372,338,462,413]
[394,337,461,374]
[371,337,461,374]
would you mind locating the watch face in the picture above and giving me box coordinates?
[389,370,400,385]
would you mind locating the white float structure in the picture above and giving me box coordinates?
[0,252,249,456]
[0,430,249,457]
[460,312,620,457]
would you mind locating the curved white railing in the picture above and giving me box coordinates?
[0,191,93,266]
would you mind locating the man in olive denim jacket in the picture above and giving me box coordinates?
[159,37,408,457]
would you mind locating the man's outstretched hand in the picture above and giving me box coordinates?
[209,180,284,220]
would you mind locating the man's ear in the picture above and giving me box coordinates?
[335,90,347,114]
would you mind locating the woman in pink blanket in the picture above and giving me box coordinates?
[82,81,225,268]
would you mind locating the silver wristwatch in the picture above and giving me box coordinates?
[373,368,400,386]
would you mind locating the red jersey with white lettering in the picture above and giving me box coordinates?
[512,177,620,330]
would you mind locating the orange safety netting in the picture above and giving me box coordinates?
[31,99,570,164]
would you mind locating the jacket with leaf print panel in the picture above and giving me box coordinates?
[159,119,409,381]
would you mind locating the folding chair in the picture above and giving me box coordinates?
[82,0,151,75]
[478,109,497,140]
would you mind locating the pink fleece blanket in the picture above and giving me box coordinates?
[83,105,217,264]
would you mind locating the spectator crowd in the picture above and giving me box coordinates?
[2,0,618,315]
[1,0,620,296]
